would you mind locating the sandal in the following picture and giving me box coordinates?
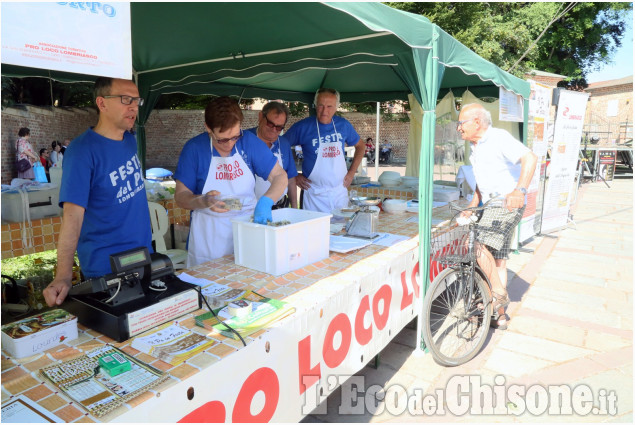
[491,291,510,311]
[491,313,509,330]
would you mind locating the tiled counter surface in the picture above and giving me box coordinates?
[0,199,189,260]
[348,184,417,201]
[1,205,458,423]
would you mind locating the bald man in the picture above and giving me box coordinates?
[457,103,537,330]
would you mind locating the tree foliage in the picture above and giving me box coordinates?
[2,3,630,107]
[388,2,631,88]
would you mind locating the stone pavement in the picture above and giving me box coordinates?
[303,178,633,423]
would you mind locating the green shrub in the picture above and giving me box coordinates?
[1,250,58,281]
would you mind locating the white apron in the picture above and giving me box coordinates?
[254,139,286,202]
[187,142,257,267]
[303,119,348,212]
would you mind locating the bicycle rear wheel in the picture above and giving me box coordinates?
[422,266,492,366]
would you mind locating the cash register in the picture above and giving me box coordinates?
[64,247,200,342]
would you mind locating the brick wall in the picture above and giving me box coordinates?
[527,75,563,87]
[2,105,411,183]
[584,83,633,143]
[141,109,412,170]
[1,106,98,184]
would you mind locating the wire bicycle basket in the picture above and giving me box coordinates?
[430,198,516,267]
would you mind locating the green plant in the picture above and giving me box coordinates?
[1,250,59,281]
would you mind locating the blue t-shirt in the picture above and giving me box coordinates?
[175,131,278,195]
[246,127,298,180]
[284,116,360,177]
[60,129,153,278]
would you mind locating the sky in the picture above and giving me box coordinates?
[585,9,633,83]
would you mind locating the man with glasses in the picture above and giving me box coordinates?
[247,101,298,209]
[174,97,287,267]
[457,103,537,330]
[43,77,153,307]
[285,88,365,212]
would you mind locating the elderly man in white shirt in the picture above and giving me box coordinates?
[457,103,537,330]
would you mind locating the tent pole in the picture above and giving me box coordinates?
[415,25,440,354]
[375,102,380,179]
[48,71,54,107]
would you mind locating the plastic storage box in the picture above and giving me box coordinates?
[1,185,61,223]
[232,208,332,275]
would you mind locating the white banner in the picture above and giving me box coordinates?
[1,2,131,79]
[518,80,552,243]
[541,90,590,233]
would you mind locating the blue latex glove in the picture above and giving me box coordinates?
[253,196,274,224]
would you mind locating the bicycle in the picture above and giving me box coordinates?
[422,197,513,366]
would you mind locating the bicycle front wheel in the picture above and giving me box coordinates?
[422,266,492,366]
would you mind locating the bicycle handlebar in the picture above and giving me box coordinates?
[448,196,506,215]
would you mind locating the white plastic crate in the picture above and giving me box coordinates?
[1,185,62,223]
[232,208,332,276]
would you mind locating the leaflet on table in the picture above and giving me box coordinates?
[40,345,167,418]
[405,216,446,226]
[130,323,216,366]
[195,292,295,340]
[371,233,410,247]
[176,272,217,287]
[176,273,248,308]
[1,395,63,423]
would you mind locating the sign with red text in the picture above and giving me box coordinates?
[1,2,132,79]
[541,89,590,233]
[598,150,616,182]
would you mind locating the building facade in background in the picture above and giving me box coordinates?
[584,75,633,144]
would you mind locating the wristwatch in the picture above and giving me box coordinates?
[515,187,527,195]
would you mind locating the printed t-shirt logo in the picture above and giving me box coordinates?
[109,154,145,204]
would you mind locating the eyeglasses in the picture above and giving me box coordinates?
[456,118,475,129]
[263,115,285,132]
[102,95,145,106]
[212,129,242,144]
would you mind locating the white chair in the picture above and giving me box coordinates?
[148,202,188,270]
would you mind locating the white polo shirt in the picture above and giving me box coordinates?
[469,126,530,203]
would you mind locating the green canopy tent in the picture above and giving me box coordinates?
[2,2,530,350]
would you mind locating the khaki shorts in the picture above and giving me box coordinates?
[476,205,525,260]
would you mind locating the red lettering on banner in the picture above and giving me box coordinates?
[400,271,413,311]
[372,285,392,330]
[322,313,352,369]
[354,295,372,345]
[297,263,417,396]
[298,336,321,394]
[178,401,225,423]
[232,367,279,423]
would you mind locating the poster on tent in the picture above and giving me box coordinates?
[1,2,131,79]
[518,80,552,243]
[499,87,524,122]
[541,90,590,233]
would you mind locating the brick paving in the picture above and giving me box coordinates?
[304,177,633,423]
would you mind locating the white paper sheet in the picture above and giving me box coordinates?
[329,235,372,253]
[176,272,215,287]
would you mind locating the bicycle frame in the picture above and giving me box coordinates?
[456,221,494,316]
